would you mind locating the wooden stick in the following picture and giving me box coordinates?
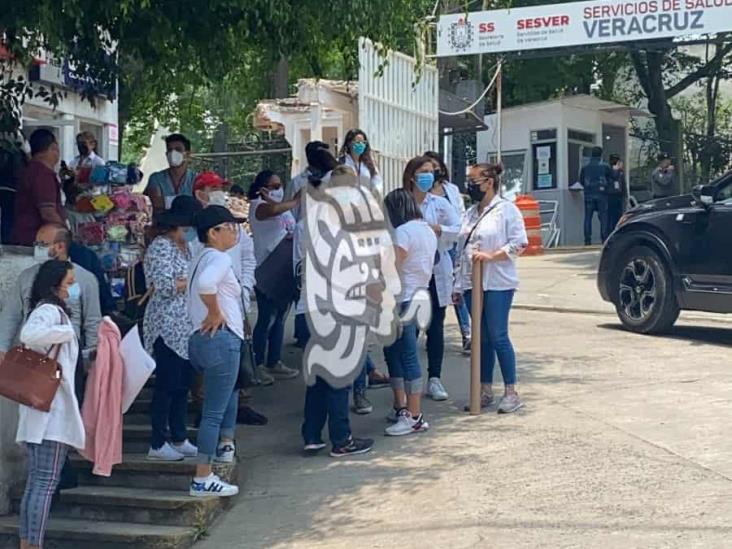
[469,260,483,415]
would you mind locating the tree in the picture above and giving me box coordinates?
[629,38,732,160]
[1,0,434,145]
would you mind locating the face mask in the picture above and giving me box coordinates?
[208,190,227,206]
[268,188,284,202]
[351,142,367,156]
[467,182,486,203]
[167,150,185,168]
[77,143,90,156]
[184,227,198,242]
[415,172,435,193]
[34,245,50,263]
[67,283,81,301]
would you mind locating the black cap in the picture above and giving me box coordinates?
[193,205,245,233]
[154,195,203,227]
[657,152,670,161]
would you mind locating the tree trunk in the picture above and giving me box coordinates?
[270,56,289,99]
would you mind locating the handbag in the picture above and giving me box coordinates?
[0,309,66,412]
[254,236,297,309]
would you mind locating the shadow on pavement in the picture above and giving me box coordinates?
[597,322,732,348]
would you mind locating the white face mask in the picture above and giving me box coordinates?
[166,150,185,168]
[34,245,50,263]
[268,188,284,203]
[208,190,227,206]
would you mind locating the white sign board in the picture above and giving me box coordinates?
[437,0,732,56]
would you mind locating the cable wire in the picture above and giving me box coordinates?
[438,62,500,116]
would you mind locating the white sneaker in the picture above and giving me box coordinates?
[385,410,430,436]
[171,439,198,458]
[189,473,239,497]
[268,361,299,380]
[147,442,184,461]
[426,377,449,401]
[256,365,275,386]
[214,441,236,463]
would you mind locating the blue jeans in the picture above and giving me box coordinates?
[353,354,376,394]
[464,289,517,385]
[253,288,290,367]
[189,329,241,463]
[299,330,352,448]
[151,338,194,449]
[449,247,471,336]
[426,277,446,379]
[384,301,422,394]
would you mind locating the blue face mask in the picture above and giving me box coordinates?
[351,141,367,156]
[184,227,197,242]
[415,172,435,193]
[67,283,81,301]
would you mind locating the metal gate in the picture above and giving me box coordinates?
[358,39,438,195]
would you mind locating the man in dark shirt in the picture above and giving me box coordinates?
[579,146,614,245]
[11,129,67,246]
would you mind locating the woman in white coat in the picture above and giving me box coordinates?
[339,129,383,196]
[403,155,460,402]
[17,259,85,549]
[424,150,472,353]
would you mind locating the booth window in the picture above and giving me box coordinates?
[489,151,527,201]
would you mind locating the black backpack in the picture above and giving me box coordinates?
[123,260,152,329]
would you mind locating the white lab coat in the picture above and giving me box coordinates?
[342,155,383,196]
[420,193,461,308]
[15,304,85,450]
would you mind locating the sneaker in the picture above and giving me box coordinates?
[190,473,239,497]
[214,441,236,463]
[463,393,496,412]
[256,365,275,386]
[367,370,390,389]
[426,377,449,401]
[147,442,184,461]
[385,407,400,423]
[330,437,374,458]
[352,390,374,415]
[171,439,198,458]
[385,410,429,436]
[498,394,524,414]
[461,334,471,355]
[303,442,327,454]
[267,361,299,380]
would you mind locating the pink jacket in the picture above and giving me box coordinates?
[80,317,123,476]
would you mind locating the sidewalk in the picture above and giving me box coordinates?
[516,250,732,325]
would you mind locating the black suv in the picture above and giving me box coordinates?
[598,171,732,334]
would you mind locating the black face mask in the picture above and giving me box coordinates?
[77,143,90,156]
[467,182,486,203]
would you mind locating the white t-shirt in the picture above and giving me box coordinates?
[187,248,244,341]
[249,199,296,265]
[394,220,437,303]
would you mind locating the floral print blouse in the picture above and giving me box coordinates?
[143,235,193,360]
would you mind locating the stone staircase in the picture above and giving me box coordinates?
[0,383,238,548]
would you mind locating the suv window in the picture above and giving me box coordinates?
[716,181,732,204]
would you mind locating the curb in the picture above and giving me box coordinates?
[514,303,732,326]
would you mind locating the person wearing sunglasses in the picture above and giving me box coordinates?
[187,206,246,497]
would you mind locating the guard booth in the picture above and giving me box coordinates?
[476,94,648,246]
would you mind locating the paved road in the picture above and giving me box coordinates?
[198,306,732,549]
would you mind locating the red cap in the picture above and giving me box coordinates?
[193,171,225,192]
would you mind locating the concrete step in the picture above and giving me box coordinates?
[0,516,197,549]
[70,454,236,491]
[122,425,199,454]
[124,401,198,426]
[55,486,221,527]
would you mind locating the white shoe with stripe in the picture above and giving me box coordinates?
[189,473,239,497]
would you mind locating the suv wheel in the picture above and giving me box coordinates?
[614,245,680,334]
